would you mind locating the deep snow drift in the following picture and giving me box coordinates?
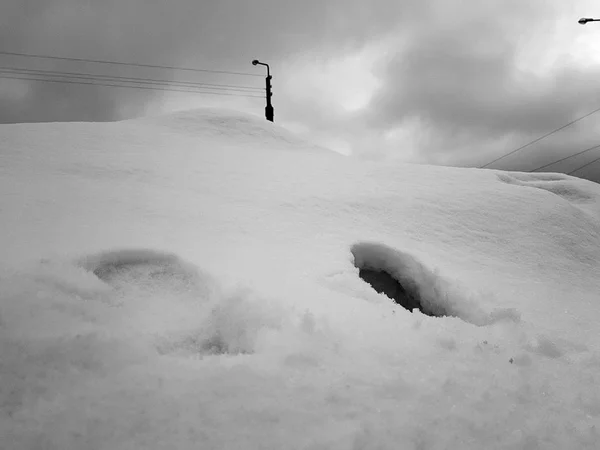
[1,108,599,449]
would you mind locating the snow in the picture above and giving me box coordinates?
[1,107,599,449]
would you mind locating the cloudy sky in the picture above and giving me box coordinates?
[2,0,600,180]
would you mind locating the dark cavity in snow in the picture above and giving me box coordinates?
[352,242,446,317]
[358,268,436,315]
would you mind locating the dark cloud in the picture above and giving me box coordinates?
[0,0,404,123]
[368,27,600,135]
[348,1,600,181]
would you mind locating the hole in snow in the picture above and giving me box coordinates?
[351,242,449,317]
[358,268,437,316]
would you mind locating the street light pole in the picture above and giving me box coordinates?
[578,17,600,24]
[252,59,274,122]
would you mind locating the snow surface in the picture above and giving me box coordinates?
[1,107,600,449]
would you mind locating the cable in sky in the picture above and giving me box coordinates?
[479,105,600,169]
[0,74,264,98]
[0,67,264,93]
[529,143,600,172]
[567,154,600,175]
[0,50,262,77]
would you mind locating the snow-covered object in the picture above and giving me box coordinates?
[1,108,599,449]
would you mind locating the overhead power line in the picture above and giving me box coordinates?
[0,66,264,93]
[0,74,264,98]
[0,50,262,77]
[567,154,600,175]
[529,143,600,172]
[479,105,600,169]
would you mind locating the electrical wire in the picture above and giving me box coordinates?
[567,154,600,175]
[529,143,600,172]
[479,105,600,169]
[0,50,262,77]
[0,74,264,98]
[0,66,264,93]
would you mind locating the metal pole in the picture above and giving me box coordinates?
[252,60,274,122]
[265,75,273,122]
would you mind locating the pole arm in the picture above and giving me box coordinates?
[252,60,270,77]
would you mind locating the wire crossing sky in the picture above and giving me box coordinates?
[530,143,600,173]
[479,105,600,170]
[0,51,263,77]
[0,66,264,93]
[0,74,265,98]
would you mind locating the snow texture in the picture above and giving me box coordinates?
[1,107,599,449]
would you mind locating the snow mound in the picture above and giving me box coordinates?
[76,248,294,357]
[132,107,335,154]
[158,289,290,357]
[2,249,296,362]
[3,107,600,449]
[497,171,600,217]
